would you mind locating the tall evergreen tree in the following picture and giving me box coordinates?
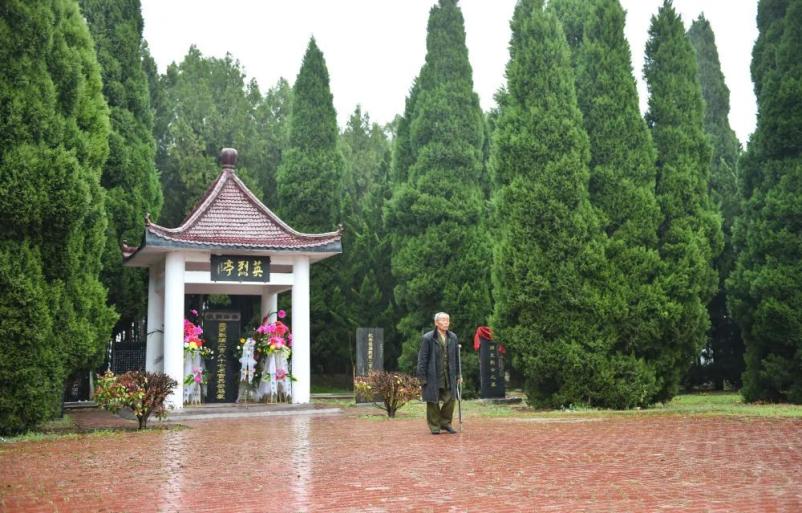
[79,0,163,340]
[391,79,421,185]
[155,47,260,226]
[252,78,292,206]
[687,15,744,389]
[644,1,723,400]
[385,0,491,388]
[0,0,114,433]
[141,42,166,159]
[276,38,348,373]
[491,0,622,408]
[339,107,399,366]
[277,39,343,233]
[729,0,802,402]
[551,0,665,406]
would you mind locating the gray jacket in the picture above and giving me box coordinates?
[417,329,461,403]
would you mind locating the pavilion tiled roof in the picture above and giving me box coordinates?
[136,149,342,252]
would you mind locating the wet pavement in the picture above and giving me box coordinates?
[2,413,802,512]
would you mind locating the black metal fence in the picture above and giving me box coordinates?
[63,320,148,403]
[109,319,147,374]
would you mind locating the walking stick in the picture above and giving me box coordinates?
[457,343,463,432]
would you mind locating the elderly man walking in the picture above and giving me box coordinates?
[417,312,461,434]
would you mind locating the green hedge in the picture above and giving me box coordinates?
[0,242,62,435]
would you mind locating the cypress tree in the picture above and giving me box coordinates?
[385,0,491,390]
[277,38,344,232]
[277,38,348,373]
[391,79,420,185]
[339,107,398,366]
[491,0,613,408]
[551,0,664,406]
[0,243,57,434]
[155,47,260,226]
[79,0,164,341]
[644,1,723,400]
[0,0,113,433]
[253,78,292,206]
[687,15,744,389]
[547,0,586,60]
[729,0,802,402]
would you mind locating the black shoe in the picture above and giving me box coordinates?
[442,425,457,434]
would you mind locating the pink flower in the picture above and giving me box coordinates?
[275,369,288,380]
[190,309,198,317]
[256,325,268,334]
[266,323,277,334]
[274,321,288,336]
[194,374,202,383]
[278,310,286,319]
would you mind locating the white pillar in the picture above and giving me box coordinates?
[163,252,186,409]
[146,266,164,372]
[291,256,310,404]
[261,288,278,323]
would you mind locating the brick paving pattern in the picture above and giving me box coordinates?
[2,413,801,512]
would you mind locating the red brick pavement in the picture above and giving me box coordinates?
[1,413,801,512]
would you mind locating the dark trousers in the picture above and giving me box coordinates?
[426,387,455,433]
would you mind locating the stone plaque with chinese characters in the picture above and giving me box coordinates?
[356,327,384,376]
[210,255,270,282]
[355,327,383,403]
[479,336,505,398]
[204,311,241,402]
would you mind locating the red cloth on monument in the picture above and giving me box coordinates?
[473,326,504,354]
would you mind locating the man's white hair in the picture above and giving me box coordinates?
[434,312,450,322]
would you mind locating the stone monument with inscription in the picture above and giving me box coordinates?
[477,330,505,398]
[355,327,383,403]
[356,327,383,375]
[204,311,241,403]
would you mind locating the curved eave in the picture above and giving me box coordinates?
[123,230,342,268]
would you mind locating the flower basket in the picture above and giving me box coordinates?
[183,309,214,404]
[237,310,294,403]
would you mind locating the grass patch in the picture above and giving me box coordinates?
[0,415,186,445]
[1,429,130,444]
[310,385,352,394]
[654,392,802,417]
[324,391,802,420]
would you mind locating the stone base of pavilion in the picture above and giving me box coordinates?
[160,402,343,422]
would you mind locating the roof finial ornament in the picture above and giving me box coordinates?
[145,212,152,224]
[220,148,238,170]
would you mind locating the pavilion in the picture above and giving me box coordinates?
[123,148,342,408]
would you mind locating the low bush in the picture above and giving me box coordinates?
[94,371,177,429]
[354,371,420,418]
